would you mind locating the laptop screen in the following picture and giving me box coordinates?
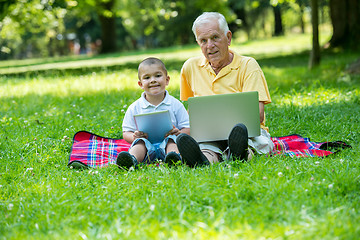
[188,91,260,142]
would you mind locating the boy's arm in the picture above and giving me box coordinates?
[165,126,190,138]
[179,127,190,135]
[123,131,135,144]
[123,131,148,144]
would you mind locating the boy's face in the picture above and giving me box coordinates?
[138,64,170,97]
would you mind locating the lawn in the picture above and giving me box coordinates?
[1,34,360,239]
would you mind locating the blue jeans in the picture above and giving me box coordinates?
[130,135,177,163]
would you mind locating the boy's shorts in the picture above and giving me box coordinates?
[130,135,177,163]
[199,128,274,156]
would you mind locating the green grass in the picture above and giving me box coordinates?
[1,34,360,239]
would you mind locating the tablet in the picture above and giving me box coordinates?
[134,110,173,144]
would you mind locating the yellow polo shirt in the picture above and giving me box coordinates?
[180,50,271,131]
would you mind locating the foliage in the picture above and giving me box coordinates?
[1,35,360,239]
[0,0,74,59]
[0,0,329,59]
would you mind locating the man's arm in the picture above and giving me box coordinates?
[259,101,265,123]
[180,64,194,101]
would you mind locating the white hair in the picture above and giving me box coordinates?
[192,12,230,40]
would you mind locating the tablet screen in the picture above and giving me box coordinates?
[134,110,173,144]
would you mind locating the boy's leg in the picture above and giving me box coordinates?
[163,136,182,165]
[116,151,137,170]
[117,140,147,169]
[165,138,179,154]
[129,140,147,163]
[117,138,156,169]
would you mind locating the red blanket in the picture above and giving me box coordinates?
[68,131,351,168]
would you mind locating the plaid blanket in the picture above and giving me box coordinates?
[68,131,131,168]
[68,131,351,168]
[271,134,350,157]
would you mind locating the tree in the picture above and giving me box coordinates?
[71,0,120,53]
[0,0,16,21]
[328,0,360,50]
[227,0,249,36]
[272,4,284,36]
[96,0,117,53]
[0,0,69,59]
[309,0,320,69]
[297,0,307,33]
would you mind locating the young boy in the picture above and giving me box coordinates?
[117,57,190,169]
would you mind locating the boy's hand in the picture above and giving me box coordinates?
[133,131,148,139]
[165,126,180,137]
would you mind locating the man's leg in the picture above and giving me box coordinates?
[202,149,220,164]
[176,133,210,168]
[228,123,249,161]
[248,129,274,156]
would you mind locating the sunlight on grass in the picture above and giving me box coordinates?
[0,33,331,75]
[0,73,138,98]
[0,70,180,98]
[276,88,359,107]
[232,33,331,57]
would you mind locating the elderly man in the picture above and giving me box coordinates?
[176,12,274,167]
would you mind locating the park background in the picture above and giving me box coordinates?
[1,0,360,239]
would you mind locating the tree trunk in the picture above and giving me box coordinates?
[299,4,305,34]
[97,0,117,53]
[273,5,283,36]
[328,0,360,50]
[309,0,320,69]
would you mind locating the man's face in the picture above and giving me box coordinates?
[196,20,232,66]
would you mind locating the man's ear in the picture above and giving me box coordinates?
[166,75,170,86]
[138,80,143,89]
[226,31,232,46]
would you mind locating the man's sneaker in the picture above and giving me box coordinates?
[228,123,248,161]
[116,151,138,170]
[164,151,182,166]
[176,133,210,168]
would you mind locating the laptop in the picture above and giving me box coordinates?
[188,91,260,142]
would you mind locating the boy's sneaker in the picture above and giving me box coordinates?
[176,133,210,168]
[164,151,182,166]
[116,151,138,170]
[228,123,248,161]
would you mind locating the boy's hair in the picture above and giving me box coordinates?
[138,57,167,79]
[192,12,230,40]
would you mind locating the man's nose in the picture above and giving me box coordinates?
[206,39,215,48]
